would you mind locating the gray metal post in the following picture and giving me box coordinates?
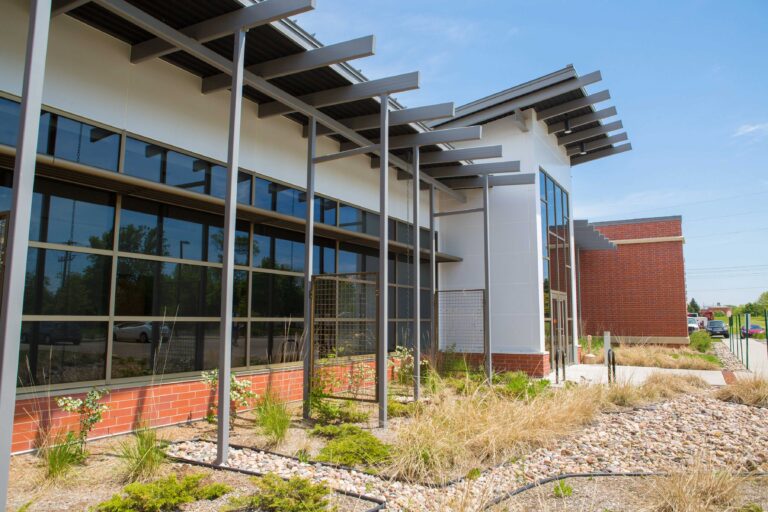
[377,94,390,427]
[411,146,421,401]
[0,0,51,504]
[429,185,437,361]
[302,116,316,419]
[482,174,492,381]
[215,28,246,466]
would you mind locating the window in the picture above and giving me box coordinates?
[0,97,20,147]
[250,321,303,365]
[251,273,303,318]
[41,115,120,171]
[338,204,379,236]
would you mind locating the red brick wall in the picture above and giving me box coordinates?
[460,353,551,378]
[578,218,687,339]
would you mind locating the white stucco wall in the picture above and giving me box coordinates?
[0,0,432,226]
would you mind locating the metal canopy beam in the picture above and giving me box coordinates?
[570,143,632,165]
[566,132,628,156]
[312,102,454,137]
[558,120,623,146]
[424,160,520,179]
[341,126,481,152]
[313,144,379,164]
[437,70,602,129]
[548,106,617,134]
[51,0,89,16]
[537,90,611,121]
[202,35,375,94]
[421,145,503,165]
[93,0,464,202]
[258,71,419,118]
[440,173,536,189]
[131,0,315,63]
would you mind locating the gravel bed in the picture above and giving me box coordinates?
[169,392,768,511]
[714,340,749,372]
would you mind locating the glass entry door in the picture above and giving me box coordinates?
[551,292,571,368]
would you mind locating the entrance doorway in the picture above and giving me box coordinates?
[551,291,572,370]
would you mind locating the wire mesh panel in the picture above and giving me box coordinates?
[437,289,485,353]
[310,272,379,402]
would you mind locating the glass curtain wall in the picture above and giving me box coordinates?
[540,170,573,366]
[0,95,434,391]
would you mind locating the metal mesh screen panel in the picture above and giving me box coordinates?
[438,289,485,353]
[311,272,378,401]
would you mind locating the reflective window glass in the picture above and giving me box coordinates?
[251,273,303,318]
[119,198,162,255]
[254,177,272,210]
[252,225,304,272]
[165,151,204,193]
[52,116,120,171]
[338,204,363,232]
[249,321,303,366]
[0,97,19,147]
[315,197,337,225]
[207,220,249,266]
[124,138,163,182]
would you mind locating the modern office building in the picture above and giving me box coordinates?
[1,0,632,452]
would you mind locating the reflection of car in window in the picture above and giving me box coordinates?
[21,323,82,345]
[113,322,170,343]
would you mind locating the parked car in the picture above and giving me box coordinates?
[113,322,170,343]
[687,317,700,334]
[740,324,766,338]
[706,320,728,338]
[20,323,82,345]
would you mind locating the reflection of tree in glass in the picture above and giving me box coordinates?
[119,223,166,255]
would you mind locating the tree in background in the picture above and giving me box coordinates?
[758,291,768,310]
[688,298,700,314]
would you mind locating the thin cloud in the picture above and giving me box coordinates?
[733,123,768,138]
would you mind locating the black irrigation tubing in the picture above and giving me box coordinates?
[167,452,387,512]
[481,470,768,509]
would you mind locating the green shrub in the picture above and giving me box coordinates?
[466,468,482,480]
[41,431,85,481]
[256,391,291,445]
[313,399,368,425]
[224,474,331,512]
[689,331,713,353]
[310,423,363,439]
[118,427,166,482]
[553,479,573,498]
[315,428,390,467]
[498,371,550,400]
[94,474,231,512]
[387,400,417,418]
[56,388,109,450]
[738,504,764,512]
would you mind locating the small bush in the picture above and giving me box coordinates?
[56,387,109,449]
[466,468,482,480]
[41,431,85,481]
[689,331,714,353]
[118,427,166,482]
[498,371,550,400]
[256,391,291,445]
[313,398,368,425]
[94,474,231,512]
[716,376,768,407]
[316,428,390,467]
[553,479,573,498]
[224,474,331,512]
[310,423,363,439]
[387,400,418,418]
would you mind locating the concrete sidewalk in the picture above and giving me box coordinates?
[548,364,726,386]
[725,337,768,379]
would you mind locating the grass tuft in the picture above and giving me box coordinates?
[716,376,768,407]
[552,479,573,498]
[40,431,85,481]
[647,461,741,512]
[255,391,291,445]
[315,427,390,467]
[117,427,166,482]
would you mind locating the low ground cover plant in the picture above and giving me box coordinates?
[716,376,768,407]
[255,390,291,445]
[94,473,231,512]
[497,371,550,400]
[224,474,331,512]
[552,479,573,498]
[314,424,390,467]
[117,427,166,482]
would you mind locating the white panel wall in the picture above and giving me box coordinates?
[0,0,432,226]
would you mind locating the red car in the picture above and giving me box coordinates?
[740,324,766,337]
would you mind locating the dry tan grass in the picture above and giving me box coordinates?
[591,344,721,370]
[647,460,742,512]
[716,376,768,407]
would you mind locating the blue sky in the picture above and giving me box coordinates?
[297,1,768,307]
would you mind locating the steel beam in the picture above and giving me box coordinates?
[428,185,436,363]
[340,126,481,152]
[537,90,611,121]
[259,72,419,118]
[51,0,89,16]
[215,28,246,466]
[557,121,623,146]
[313,144,379,164]
[94,0,465,202]
[420,145,503,165]
[570,143,632,165]
[131,0,315,63]
[301,116,316,419]
[202,35,375,94]
[548,106,617,134]
[312,102,455,137]
[433,207,485,217]
[440,173,536,190]
[412,146,421,401]
[0,0,51,505]
[424,160,520,179]
[377,95,389,428]
[437,71,602,129]
[482,175,492,381]
[566,132,628,156]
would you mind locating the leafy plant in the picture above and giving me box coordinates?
[689,331,713,353]
[466,468,482,480]
[315,427,390,467]
[256,391,291,445]
[56,387,109,448]
[295,449,310,464]
[224,474,332,512]
[312,398,368,425]
[310,423,363,439]
[498,371,550,400]
[117,427,166,482]
[41,431,85,481]
[94,474,231,512]
[553,479,573,498]
[349,361,376,399]
[201,370,257,426]
[387,400,418,418]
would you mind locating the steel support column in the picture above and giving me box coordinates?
[428,185,436,361]
[482,175,492,381]
[377,95,390,427]
[411,146,421,401]
[0,0,51,504]
[215,28,246,466]
[302,116,316,419]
